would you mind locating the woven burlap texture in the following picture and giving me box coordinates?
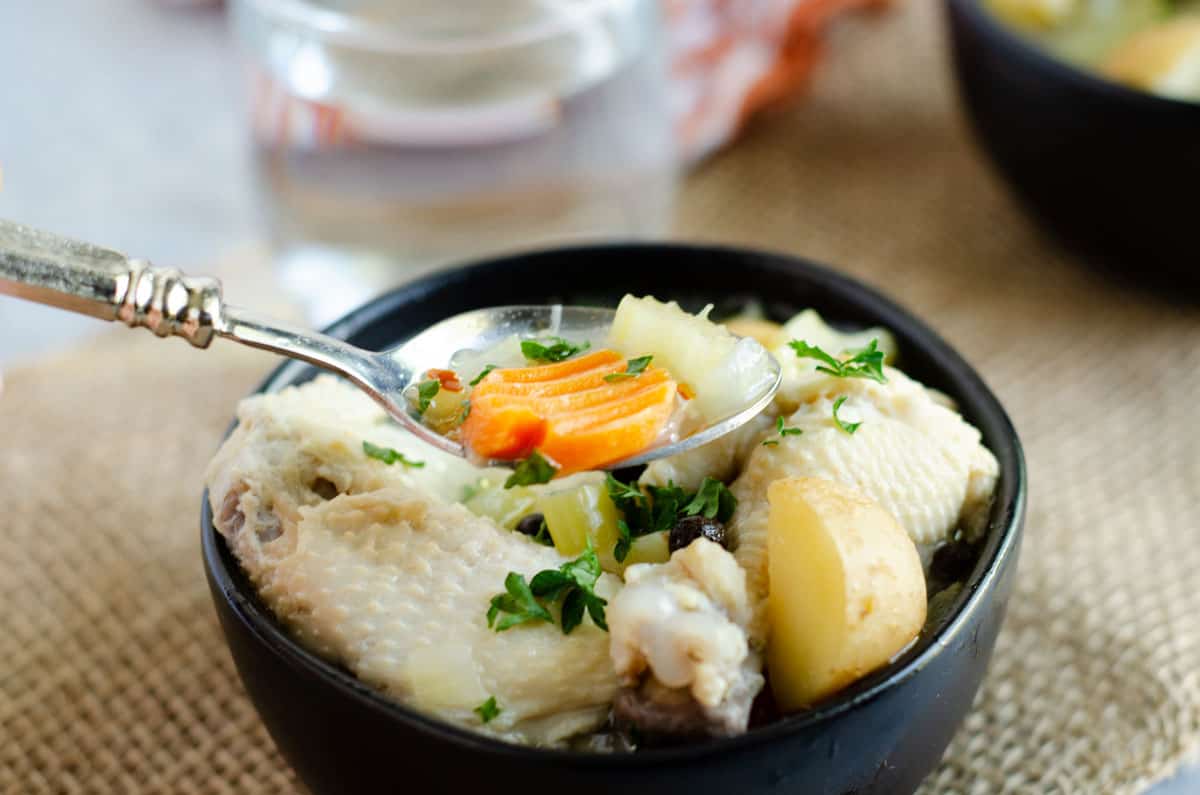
[3,2,1198,793]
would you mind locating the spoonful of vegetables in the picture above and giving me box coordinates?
[0,220,780,476]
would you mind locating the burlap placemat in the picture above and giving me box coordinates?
[3,1,1198,793]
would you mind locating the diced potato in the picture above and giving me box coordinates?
[622,531,671,569]
[537,481,623,571]
[420,386,470,435]
[766,478,926,711]
[463,482,538,530]
[723,317,787,350]
[607,295,774,422]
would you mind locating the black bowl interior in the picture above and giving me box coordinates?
[945,0,1200,291]
[203,243,1025,770]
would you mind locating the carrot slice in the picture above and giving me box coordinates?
[488,349,622,383]
[460,349,677,475]
[461,403,546,461]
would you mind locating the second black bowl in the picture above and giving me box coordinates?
[203,244,1026,795]
[946,0,1200,292]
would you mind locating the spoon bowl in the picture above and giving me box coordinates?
[387,303,782,467]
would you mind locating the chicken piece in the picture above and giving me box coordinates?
[206,377,619,745]
[607,539,763,737]
[639,310,895,491]
[730,366,998,640]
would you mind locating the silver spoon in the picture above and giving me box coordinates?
[0,219,780,468]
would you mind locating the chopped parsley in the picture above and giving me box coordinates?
[788,338,887,384]
[604,473,737,552]
[684,477,738,522]
[362,441,424,468]
[459,400,471,424]
[474,696,501,724]
[614,519,633,563]
[520,337,590,363]
[777,416,804,437]
[415,379,441,415]
[487,544,608,635]
[604,355,653,382]
[763,415,803,446]
[504,451,558,489]
[469,364,497,386]
[832,395,862,435]
[486,572,553,631]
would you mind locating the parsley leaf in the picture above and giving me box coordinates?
[489,544,607,635]
[832,395,862,435]
[762,439,779,447]
[614,519,633,563]
[776,416,803,437]
[474,696,501,724]
[469,364,497,386]
[788,338,887,384]
[683,477,738,523]
[559,588,585,635]
[415,379,441,415]
[362,441,425,468]
[604,355,653,382]
[606,475,734,535]
[459,401,471,423]
[645,483,690,533]
[504,451,558,489]
[487,572,553,631]
[521,337,590,363]
[605,473,653,531]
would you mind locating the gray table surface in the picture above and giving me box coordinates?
[0,2,1195,792]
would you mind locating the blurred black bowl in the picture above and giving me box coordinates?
[202,244,1026,795]
[946,0,1200,291]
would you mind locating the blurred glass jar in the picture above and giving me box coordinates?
[231,0,677,322]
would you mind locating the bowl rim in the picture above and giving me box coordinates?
[948,0,1200,114]
[201,242,1027,766]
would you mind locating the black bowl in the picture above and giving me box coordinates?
[202,244,1026,795]
[946,0,1200,292]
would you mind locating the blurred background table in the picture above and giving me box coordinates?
[0,2,1196,793]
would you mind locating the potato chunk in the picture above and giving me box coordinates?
[766,478,926,711]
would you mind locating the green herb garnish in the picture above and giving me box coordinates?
[469,364,497,386]
[362,441,425,468]
[459,400,471,423]
[776,416,803,437]
[504,451,558,489]
[521,337,590,363]
[604,355,653,382]
[488,544,608,635]
[788,338,887,384]
[832,395,861,435]
[606,475,735,535]
[762,439,779,447]
[486,572,553,631]
[474,696,501,723]
[614,519,633,563]
[684,477,738,522]
[415,379,441,415]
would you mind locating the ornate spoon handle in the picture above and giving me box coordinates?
[0,219,412,418]
[0,219,224,348]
